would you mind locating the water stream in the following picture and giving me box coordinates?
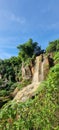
[32,55,45,83]
[32,56,39,83]
[41,60,44,81]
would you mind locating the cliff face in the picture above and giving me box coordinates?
[14,56,41,102]
[21,54,51,82]
[0,74,2,79]
[22,63,32,80]
[14,54,54,102]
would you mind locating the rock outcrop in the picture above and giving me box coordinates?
[14,56,41,102]
[14,54,54,102]
[0,74,2,79]
[21,54,52,81]
[22,63,32,80]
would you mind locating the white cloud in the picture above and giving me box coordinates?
[10,13,25,24]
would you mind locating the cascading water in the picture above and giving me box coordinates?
[32,55,44,83]
[32,56,39,83]
[41,60,44,81]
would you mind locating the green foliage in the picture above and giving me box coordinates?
[17,79,31,89]
[11,79,31,91]
[0,38,59,130]
[0,56,22,82]
[0,63,59,130]
[0,56,22,105]
[0,79,4,85]
[0,90,7,96]
[17,38,41,62]
[54,52,59,64]
[46,40,59,53]
[0,81,14,98]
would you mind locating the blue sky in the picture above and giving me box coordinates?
[0,0,59,59]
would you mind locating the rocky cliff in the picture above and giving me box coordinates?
[21,54,52,81]
[14,54,54,102]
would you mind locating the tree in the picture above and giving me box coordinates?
[0,57,22,81]
[46,39,59,53]
[17,39,41,62]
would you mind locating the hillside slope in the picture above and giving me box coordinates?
[0,52,59,130]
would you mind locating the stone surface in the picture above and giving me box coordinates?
[0,74,2,79]
[14,54,52,102]
[22,63,32,80]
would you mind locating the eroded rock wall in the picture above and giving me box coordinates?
[21,54,54,81]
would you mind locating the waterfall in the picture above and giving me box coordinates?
[32,55,44,83]
[41,61,44,81]
[32,57,39,83]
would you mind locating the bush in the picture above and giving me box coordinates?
[0,90,7,97]
[46,40,59,53]
[54,52,59,64]
[0,79,4,85]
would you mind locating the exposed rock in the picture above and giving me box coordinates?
[25,65,32,79]
[22,62,33,80]
[14,82,40,102]
[43,55,49,80]
[21,54,51,82]
[29,62,34,77]
[10,87,19,98]
[48,54,54,68]
[0,74,2,79]
[21,62,25,79]
[14,56,42,102]
[14,54,53,102]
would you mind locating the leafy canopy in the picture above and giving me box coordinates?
[17,38,41,61]
[46,39,59,53]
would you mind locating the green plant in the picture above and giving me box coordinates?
[54,52,59,64]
